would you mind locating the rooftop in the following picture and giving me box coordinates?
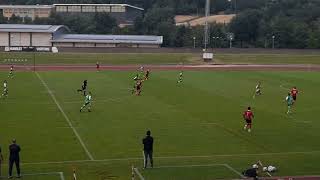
[0,5,54,9]
[52,34,162,44]
[53,4,144,11]
[0,24,69,33]
[0,4,144,11]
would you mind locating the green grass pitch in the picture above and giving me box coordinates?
[0,70,320,179]
[1,52,320,65]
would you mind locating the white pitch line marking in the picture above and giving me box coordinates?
[151,163,244,178]
[0,172,65,179]
[223,164,244,178]
[36,72,94,160]
[15,150,320,166]
[153,163,225,169]
[59,172,65,180]
[134,168,145,180]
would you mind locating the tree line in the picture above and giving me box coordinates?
[0,0,320,48]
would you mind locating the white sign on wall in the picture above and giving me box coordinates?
[203,52,213,60]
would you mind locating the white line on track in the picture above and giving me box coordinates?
[35,72,94,160]
[15,150,320,166]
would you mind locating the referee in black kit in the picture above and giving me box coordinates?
[142,130,153,169]
[8,139,21,179]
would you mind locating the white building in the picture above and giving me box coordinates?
[0,24,68,47]
[0,4,144,24]
[0,24,163,49]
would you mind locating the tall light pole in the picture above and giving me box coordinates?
[272,35,275,49]
[229,37,233,48]
[204,0,210,51]
[228,0,237,14]
[212,37,215,51]
[216,37,220,48]
[193,37,196,48]
[212,37,220,49]
[228,0,232,12]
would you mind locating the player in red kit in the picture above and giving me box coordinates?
[243,107,254,133]
[96,62,100,72]
[290,86,298,102]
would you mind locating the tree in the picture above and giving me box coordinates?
[133,16,145,35]
[0,12,5,23]
[8,14,23,24]
[94,12,117,34]
[143,7,175,34]
[229,9,263,47]
[174,26,187,47]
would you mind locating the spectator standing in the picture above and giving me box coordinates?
[0,145,3,176]
[8,139,21,179]
[142,130,154,169]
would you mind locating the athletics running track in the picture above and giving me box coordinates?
[1,64,320,71]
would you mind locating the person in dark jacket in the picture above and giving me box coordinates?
[0,145,3,176]
[142,130,153,168]
[243,166,258,180]
[8,139,21,179]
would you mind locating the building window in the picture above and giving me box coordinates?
[68,6,81,12]
[56,6,67,12]
[97,6,110,12]
[111,6,125,12]
[82,6,95,12]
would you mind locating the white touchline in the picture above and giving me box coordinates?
[154,164,243,178]
[133,168,145,180]
[223,164,245,178]
[153,164,225,169]
[15,150,320,166]
[1,171,65,179]
[35,72,94,160]
[59,172,65,180]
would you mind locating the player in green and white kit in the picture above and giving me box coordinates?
[80,92,92,112]
[285,92,294,114]
[2,80,8,98]
[177,71,183,83]
[253,81,261,98]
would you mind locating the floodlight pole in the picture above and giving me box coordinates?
[33,51,36,72]
[272,35,275,49]
[204,0,210,51]
[193,37,196,48]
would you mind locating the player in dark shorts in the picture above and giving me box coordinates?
[132,74,140,94]
[243,166,258,180]
[8,65,14,78]
[145,70,150,80]
[77,80,88,96]
[135,80,143,96]
[243,106,254,133]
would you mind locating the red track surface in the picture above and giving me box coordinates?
[1,64,320,71]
